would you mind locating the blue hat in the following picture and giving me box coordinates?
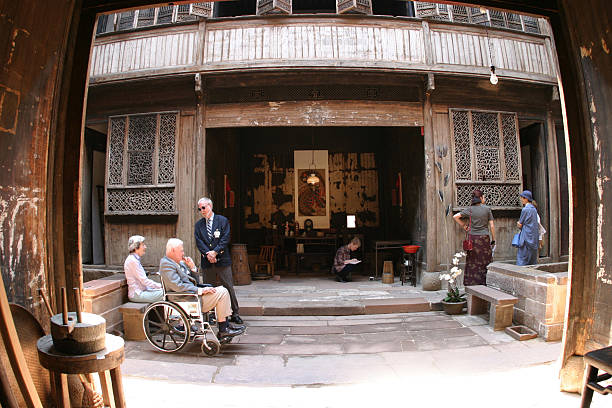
[520,190,533,201]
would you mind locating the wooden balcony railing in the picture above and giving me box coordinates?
[89,15,557,84]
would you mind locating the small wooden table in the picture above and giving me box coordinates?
[37,333,126,408]
[374,240,412,278]
[294,236,337,274]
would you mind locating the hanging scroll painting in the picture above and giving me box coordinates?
[294,150,330,229]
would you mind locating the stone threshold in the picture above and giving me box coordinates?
[240,297,431,316]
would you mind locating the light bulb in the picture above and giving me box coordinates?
[489,66,498,85]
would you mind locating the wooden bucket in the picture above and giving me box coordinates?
[382,260,394,284]
[231,244,251,285]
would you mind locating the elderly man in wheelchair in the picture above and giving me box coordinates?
[142,238,244,356]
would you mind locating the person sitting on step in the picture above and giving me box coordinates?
[159,238,244,338]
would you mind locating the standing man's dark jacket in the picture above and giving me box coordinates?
[194,214,232,267]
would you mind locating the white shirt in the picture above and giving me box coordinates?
[124,253,161,299]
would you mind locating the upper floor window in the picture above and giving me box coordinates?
[96,4,212,35]
[414,2,541,34]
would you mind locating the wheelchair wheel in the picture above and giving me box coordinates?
[143,301,190,353]
[201,338,220,356]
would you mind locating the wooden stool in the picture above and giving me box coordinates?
[581,345,612,407]
[37,333,125,408]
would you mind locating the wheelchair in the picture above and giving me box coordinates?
[142,276,232,356]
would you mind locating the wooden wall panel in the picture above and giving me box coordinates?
[205,100,423,128]
[89,17,557,85]
[204,23,425,65]
[90,26,200,77]
[176,112,196,255]
[105,221,176,267]
[430,28,554,77]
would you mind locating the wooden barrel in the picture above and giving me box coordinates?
[231,244,251,285]
[382,260,394,284]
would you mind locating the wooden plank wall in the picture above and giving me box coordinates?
[90,26,200,77]
[176,111,197,255]
[88,17,557,84]
[204,22,425,65]
[105,221,176,267]
[430,27,554,77]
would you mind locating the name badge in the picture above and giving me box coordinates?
[214,229,221,239]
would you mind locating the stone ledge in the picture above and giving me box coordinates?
[239,298,431,316]
[83,278,123,297]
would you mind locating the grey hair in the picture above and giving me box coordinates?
[350,237,361,247]
[197,197,213,209]
[128,235,145,253]
[166,238,184,255]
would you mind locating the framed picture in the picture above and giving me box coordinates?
[294,150,330,229]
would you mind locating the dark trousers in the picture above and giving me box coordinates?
[336,263,357,281]
[203,264,240,315]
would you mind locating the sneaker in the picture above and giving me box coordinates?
[218,326,245,339]
[229,314,244,325]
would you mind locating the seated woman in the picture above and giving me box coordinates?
[333,237,361,282]
[124,235,164,303]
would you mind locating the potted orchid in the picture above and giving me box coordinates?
[439,251,467,314]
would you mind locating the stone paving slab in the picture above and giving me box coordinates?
[263,343,345,355]
[290,326,345,335]
[284,334,365,344]
[343,341,404,354]
[121,359,217,383]
[343,322,408,334]
[234,334,284,344]
[243,326,290,335]
[121,310,575,395]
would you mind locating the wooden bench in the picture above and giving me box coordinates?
[465,285,518,331]
[119,302,148,341]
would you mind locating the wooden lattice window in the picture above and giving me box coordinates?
[106,112,177,215]
[257,0,292,15]
[414,2,540,34]
[450,109,523,209]
[337,0,373,15]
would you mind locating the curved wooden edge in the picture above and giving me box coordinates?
[0,273,43,408]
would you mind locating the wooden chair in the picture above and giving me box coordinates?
[253,245,275,280]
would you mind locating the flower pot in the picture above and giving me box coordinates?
[441,300,467,315]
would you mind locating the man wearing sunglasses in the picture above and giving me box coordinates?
[194,197,243,325]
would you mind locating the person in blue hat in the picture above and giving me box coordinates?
[516,190,540,265]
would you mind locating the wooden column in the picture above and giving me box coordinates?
[49,5,97,314]
[551,0,611,392]
[423,89,438,273]
[193,72,207,258]
[546,109,561,261]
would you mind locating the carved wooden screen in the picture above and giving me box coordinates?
[337,0,373,15]
[106,112,177,215]
[450,109,522,209]
[257,0,292,15]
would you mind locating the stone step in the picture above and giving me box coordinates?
[239,297,431,316]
